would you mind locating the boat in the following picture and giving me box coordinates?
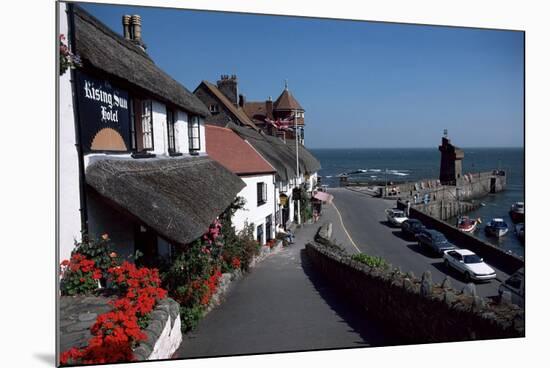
[485,218,509,237]
[509,202,525,223]
[457,216,479,233]
[515,223,525,243]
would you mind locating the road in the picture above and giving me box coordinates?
[329,187,510,298]
[176,215,387,359]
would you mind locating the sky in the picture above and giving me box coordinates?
[79,2,524,149]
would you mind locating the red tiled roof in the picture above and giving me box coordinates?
[274,89,303,111]
[243,101,267,118]
[206,125,276,176]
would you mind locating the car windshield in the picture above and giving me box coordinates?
[432,234,447,243]
[463,255,482,264]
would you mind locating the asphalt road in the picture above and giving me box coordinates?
[329,187,510,298]
[176,217,387,359]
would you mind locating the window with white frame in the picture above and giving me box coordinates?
[188,115,201,152]
[141,100,153,150]
[166,108,177,154]
[130,98,154,152]
[257,182,267,206]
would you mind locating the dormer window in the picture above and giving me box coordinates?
[130,98,154,153]
[167,108,180,155]
[209,104,220,114]
[188,115,201,153]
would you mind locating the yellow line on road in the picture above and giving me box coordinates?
[330,202,362,254]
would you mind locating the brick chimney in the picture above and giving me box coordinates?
[217,74,238,106]
[266,96,273,119]
[238,94,246,108]
[122,14,147,51]
[122,15,131,39]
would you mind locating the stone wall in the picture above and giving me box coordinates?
[133,298,182,361]
[407,207,524,274]
[59,296,182,361]
[305,234,524,345]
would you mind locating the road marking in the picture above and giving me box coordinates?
[330,201,362,254]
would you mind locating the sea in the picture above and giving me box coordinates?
[311,148,525,257]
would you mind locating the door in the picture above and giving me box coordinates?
[134,224,158,267]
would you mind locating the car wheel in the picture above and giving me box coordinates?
[444,259,450,268]
[464,272,471,282]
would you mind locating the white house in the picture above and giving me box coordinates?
[205,125,277,244]
[58,3,244,264]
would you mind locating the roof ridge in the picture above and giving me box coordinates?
[74,5,151,62]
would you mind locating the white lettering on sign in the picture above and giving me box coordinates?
[83,80,128,123]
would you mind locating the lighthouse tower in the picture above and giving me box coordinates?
[439,130,464,185]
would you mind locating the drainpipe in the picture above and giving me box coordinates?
[67,3,89,240]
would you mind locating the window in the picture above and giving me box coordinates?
[256,224,264,245]
[166,108,178,154]
[131,98,154,152]
[188,115,201,152]
[209,104,219,114]
[257,182,267,206]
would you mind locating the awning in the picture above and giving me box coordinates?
[85,156,245,245]
[313,191,334,203]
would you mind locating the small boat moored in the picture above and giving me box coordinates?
[485,218,509,238]
[509,202,525,223]
[457,216,479,233]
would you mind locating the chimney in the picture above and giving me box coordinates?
[238,94,246,108]
[217,74,238,106]
[266,96,273,119]
[129,15,147,50]
[122,15,131,39]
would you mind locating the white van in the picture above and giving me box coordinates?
[498,268,525,308]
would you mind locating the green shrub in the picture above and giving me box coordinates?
[351,253,388,269]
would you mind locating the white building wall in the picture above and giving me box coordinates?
[175,110,189,153]
[198,117,206,154]
[152,100,167,155]
[232,174,275,244]
[58,2,82,263]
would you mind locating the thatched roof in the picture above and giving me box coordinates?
[227,122,321,182]
[85,157,245,245]
[73,5,210,117]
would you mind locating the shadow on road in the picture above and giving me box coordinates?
[379,220,400,229]
[299,249,389,347]
[391,230,414,242]
[405,243,441,259]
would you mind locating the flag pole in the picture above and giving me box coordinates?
[295,108,301,225]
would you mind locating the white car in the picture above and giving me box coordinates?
[443,249,496,282]
[385,208,408,227]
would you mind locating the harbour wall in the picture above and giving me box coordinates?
[399,204,524,274]
[305,233,524,345]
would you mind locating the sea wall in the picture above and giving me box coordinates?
[305,228,524,344]
[403,207,524,274]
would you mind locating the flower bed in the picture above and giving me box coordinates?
[59,237,168,366]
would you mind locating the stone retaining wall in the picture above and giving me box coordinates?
[59,296,182,361]
[305,230,524,344]
[133,298,182,361]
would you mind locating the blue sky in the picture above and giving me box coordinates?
[80,2,524,148]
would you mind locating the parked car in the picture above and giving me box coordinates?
[443,249,496,282]
[385,208,408,227]
[498,268,525,307]
[415,229,456,256]
[401,219,425,240]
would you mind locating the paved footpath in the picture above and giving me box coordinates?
[175,204,387,359]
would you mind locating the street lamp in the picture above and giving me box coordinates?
[295,108,301,225]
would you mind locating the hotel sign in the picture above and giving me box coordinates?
[76,71,131,153]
